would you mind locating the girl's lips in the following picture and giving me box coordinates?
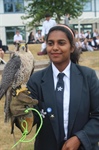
[51,53,61,56]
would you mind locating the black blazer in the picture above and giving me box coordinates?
[27,62,99,150]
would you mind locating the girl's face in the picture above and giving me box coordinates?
[46,30,74,71]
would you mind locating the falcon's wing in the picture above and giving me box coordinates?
[0,55,21,99]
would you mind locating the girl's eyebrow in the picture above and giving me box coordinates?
[48,39,66,41]
[47,40,53,41]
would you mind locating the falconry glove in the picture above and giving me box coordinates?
[10,89,38,134]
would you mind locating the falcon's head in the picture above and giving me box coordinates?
[16,43,28,52]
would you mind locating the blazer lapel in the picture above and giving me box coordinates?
[41,65,60,142]
[67,63,83,138]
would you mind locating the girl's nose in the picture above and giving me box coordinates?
[53,43,58,50]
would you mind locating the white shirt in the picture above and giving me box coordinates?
[35,32,42,40]
[14,34,23,42]
[93,32,98,37]
[96,39,99,44]
[42,19,57,36]
[41,42,46,52]
[52,62,71,139]
[91,40,95,46]
[79,33,85,39]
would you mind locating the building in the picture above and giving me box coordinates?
[70,0,99,34]
[0,0,99,45]
[0,0,29,45]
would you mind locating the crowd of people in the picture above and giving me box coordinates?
[27,14,99,54]
[74,29,99,52]
[0,13,99,63]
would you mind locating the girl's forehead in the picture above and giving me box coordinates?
[48,30,67,38]
[49,30,65,34]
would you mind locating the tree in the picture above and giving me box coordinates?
[21,0,89,30]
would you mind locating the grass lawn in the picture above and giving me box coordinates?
[79,51,99,71]
[0,45,99,150]
[7,44,99,70]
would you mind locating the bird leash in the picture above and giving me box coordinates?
[11,108,43,150]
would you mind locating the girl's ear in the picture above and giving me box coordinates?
[70,47,74,53]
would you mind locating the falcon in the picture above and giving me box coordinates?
[0,43,35,122]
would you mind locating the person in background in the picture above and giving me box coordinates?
[0,38,5,63]
[95,35,99,49]
[75,37,83,53]
[74,30,79,39]
[35,30,43,44]
[92,29,99,40]
[88,37,97,50]
[42,13,57,40]
[28,31,36,44]
[82,38,94,51]
[37,37,47,55]
[27,25,99,150]
[79,30,86,41]
[64,13,70,26]
[85,30,91,39]
[13,30,23,45]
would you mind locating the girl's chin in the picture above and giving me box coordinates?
[51,60,62,64]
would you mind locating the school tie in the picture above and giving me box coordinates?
[56,73,65,142]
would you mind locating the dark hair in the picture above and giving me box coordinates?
[46,25,80,64]
[45,13,51,17]
[16,30,20,33]
[29,32,34,38]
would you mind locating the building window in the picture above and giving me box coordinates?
[73,24,93,33]
[4,0,24,13]
[83,0,92,12]
[6,26,26,44]
[96,0,99,11]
